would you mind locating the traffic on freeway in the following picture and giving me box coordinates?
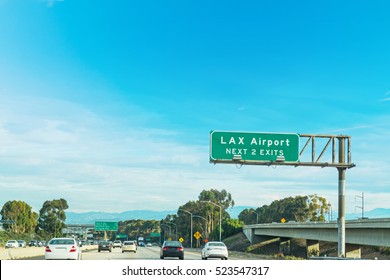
[12,241,254,260]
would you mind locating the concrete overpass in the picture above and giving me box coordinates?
[63,224,95,239]
[243,218,390,258]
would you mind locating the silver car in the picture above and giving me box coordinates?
[201,241,229,260]
[5,240,19,248]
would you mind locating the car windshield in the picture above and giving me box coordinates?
[100,241,109,245]
[208,242,226,247]
[123,241,134,245]
[49,239,75,245]
[164,241,181,247]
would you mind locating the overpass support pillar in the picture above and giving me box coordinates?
[346,243,361,259]
[306,239,320,257]
[279,238,291,255]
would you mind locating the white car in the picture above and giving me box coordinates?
[5,240,19,248]
[122,241,137,253]
[201,241,229,260]
[45,238,82,260]
[112,240,122,248]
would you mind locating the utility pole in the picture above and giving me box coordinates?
[178,209,193,248]
[355,192,365,219]
[337,138,346,258]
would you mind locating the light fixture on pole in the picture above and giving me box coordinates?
[193,215,208,238]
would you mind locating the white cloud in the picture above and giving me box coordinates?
[1,94,390,214]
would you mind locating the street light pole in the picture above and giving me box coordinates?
[200,201,222,241]
[167,222,178,240]
[160,224,171,240]
[178,209,193,248]
[193,215,208,238]
[254,211,259,224]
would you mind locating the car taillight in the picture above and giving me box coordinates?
[177,247,183,251]
[45,246,52,252]
[69,246,77,252]
[163,246,169,251]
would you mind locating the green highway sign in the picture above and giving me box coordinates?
[116,234,127,239]
[210,131,300,162]
[150,232,161,237]
[94,221,118,231]
[0,220,15,224]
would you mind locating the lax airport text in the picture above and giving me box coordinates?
[219,136,291,147]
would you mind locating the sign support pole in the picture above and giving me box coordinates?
[337,138,346,257]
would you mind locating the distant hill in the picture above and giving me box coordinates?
[65,207,390,224]
[346,208,390,220]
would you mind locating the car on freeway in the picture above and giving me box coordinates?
[98,241,112,252]
[201,241,228,260]
[45,237,82,260]
[17,240,27,248]
[29,240,38,247]
[112,240,122,248]
[160,240,184,260]
[146,242,152,247]
[5,240,19,248]
[122,241,137,253]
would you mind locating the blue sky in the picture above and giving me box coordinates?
[0,0,389,216]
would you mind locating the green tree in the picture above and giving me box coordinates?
[38,198,68,238]
[198,189,234,241]
[0,200,38,234]
[239,194,330,224]
[307,194,331,221]
[222,218,244,239]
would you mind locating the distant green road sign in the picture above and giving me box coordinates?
[150,232,161,237]
[116,234,127,239]
[0,220,15,224]
[94,221,118,231]
[210,131,299,162]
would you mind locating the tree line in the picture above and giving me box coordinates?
[238,194,331,224]
[116,189,331,248]
[1,191,331,245]
[0,198,68,240]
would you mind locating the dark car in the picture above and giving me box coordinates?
[29,240,38,247]
[160,240,184,260]
[98,241,112,252]
[17,240,27,248]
